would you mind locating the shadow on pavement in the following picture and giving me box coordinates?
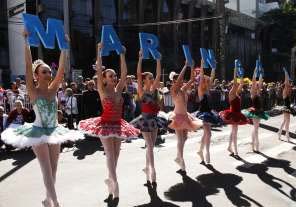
[236,156,296,202]
[0,149,35,182]
[257,152,296,177]
[197,164,263,207]
[259,123,296,138]
[135,182,180,207]
[164,172,217,207]
[72,137,104,160]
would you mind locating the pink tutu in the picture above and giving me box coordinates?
[78,117,140,139]
[168,112,202,131]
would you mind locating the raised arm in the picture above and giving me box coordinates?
[237,75,244,95]
[137,50,143,97]
[23,31,35,96]
[198,59,205,99]
[257,73,263,95]
[181,63,196,92]
[96,43,104,97]
[209,66,215,89]
[283,69,290,98]
[49,35,70,91]
[250,67,257,98]
[151,55,161,91]
[229,67,238,100]
[116,46,127,92]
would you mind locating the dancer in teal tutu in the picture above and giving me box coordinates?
[242,67,269,152]
[1,31,84,207]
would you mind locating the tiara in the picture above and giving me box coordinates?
[32,59,45,72]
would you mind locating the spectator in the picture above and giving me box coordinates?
[0,106,8,150]
[15,77,26,95]
[64,88,79,129]
[6,100,31,128]
[161,81,174,112]
[81,80,101,119]
[57,81,68,110]
[70,82,81,94]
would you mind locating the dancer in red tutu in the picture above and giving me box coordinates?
[168,61,202,174]
[277,68,295,142]
[219,66,248,157]
[79,43,140,206]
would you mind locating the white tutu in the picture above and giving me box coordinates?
[1,123,84,148]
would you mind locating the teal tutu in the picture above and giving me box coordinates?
[242,108,269,120]
[1,123,84,148]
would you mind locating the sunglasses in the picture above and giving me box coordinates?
[42,70,52,75]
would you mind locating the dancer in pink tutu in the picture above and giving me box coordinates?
[219,66,248,157]
[168,61,202,174]
[78,43,140,206]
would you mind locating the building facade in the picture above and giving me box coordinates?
[4,0,269,84]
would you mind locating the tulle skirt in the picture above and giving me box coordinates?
[219,110,249,125]
[242,108,269,120]
[1,123,84,148]
[130,112,168,132]
[192,110,224,126]
[168,112,203,131]
[79,117,140,139]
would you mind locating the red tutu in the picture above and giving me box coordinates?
[78,117,140,139]
[78,97,140,139]
[219,110,248,125]
[219,96,248,125]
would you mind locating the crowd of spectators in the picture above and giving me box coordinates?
[1,74,296,151]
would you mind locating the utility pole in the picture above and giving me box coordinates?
[63,0,71,81]
[216,0,226,80]
[36,0,43,59]
[291,47,296,81]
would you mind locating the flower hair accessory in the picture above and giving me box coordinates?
[169,71,177,81]
[32,59,45,72]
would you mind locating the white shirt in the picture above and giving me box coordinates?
[65,96,78,115]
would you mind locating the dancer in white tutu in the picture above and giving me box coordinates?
[1,31,84,207]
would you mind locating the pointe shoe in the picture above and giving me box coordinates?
[176,169,187,176]
[42,200,52,207]
[205,153,210,164]
[197,151,204,163]
[227,147,233,155]
[104,194,113,203]
[278,130,282,140]
[174,157,185,171]
[109,197,119,207]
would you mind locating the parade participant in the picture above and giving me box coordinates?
[1,31,84,207]
[131,50,167,187]
[78,43,140,206]
[195,60,223,164]
[278,68,295,142]
[168,61,202,174]
[242,67,269,152]
[219,66,248,157]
